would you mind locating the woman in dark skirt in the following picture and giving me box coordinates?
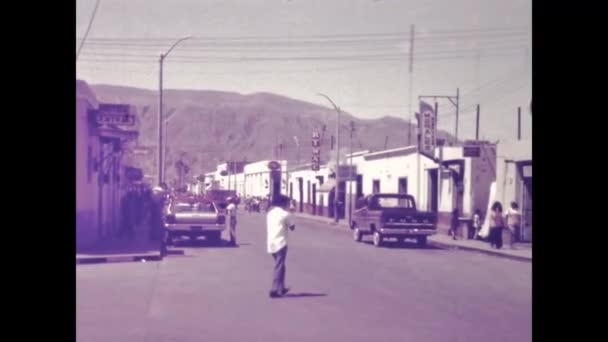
[489,201,505,249]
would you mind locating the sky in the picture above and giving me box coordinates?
[76,0,532,141]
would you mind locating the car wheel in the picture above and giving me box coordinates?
[353,228,363,242]
[417,236,427,246]
[373,231,383,247]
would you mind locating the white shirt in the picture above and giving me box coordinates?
[226,203,237,217]
[266,206,292,254]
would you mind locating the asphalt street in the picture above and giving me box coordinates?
[77,211,531,342]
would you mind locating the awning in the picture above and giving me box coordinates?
[317,179,336,193]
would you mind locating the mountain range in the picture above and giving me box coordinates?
[89,84,455,183]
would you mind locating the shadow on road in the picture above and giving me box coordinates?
[171,238,249,249]
[361,240,442,250]
[281,293,327,298]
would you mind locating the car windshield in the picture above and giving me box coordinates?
[375,196,414,208]
[173,202,215,213]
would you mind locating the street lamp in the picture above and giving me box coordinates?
[317,93,341,223]
[158,35,192,186]
[162,108,177,183]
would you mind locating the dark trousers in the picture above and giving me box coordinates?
[271,246,288,293]
[489,227,503,249]
[229,217,237,244]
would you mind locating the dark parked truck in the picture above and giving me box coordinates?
[351,193,437,247]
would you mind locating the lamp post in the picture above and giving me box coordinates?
[158,35,192,186]
[317,93,341,223]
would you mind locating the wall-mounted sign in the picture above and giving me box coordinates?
[417,101,436,157]
[337,165,357,180]
[96,103,137,127]
[463,146,481,157]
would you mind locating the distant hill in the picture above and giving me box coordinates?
[90,84,455,183]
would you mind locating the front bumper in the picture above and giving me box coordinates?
[379,227,436,236]
[164,223,225,233]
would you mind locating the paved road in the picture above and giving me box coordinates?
[77,212,531,342]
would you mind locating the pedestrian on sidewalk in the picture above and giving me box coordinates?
[226,197,238,246]
[449,208,460,240]
[489,201,505,249]
[506,202,522,249]
[266,194,295,298]
[472,209,482,240]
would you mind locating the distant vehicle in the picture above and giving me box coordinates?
[164,198,226,245]
[351,193,437,247]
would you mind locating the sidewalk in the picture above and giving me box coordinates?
[290,212,532,262]
[76,224,163,265]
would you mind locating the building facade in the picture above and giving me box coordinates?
[76,80,140,249]
[495,139,532,242]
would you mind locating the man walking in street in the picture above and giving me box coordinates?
[226,197,238,246]
[266,194,295,298]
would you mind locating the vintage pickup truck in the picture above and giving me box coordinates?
[351,193,437,247]
[164,196,227,245]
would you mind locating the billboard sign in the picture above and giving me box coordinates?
[417,101,436,158]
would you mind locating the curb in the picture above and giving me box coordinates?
[76,254,162,265]
[427,240,532,262]
[293,213,531,262]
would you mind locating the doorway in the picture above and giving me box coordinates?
[428,169,438,212]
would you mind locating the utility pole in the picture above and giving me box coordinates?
[408,24,415,146]
[518,107,522,140]
[455,87,460,144]
[157,36,191,186]
[384,136,389,149]
[436,102,442,215]
[476,105,480,140]
[349,121,355,225]
[418,90,459,145]
[316,93,341,223]
[157,54,164,186]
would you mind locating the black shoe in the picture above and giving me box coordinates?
[269,291,281,298]
[280,288,290,296]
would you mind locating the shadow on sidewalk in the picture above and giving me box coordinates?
[77,238,161,256]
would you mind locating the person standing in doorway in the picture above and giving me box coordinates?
[506,202,522,249]
[266,194,295,298]
[489,202,505,249]
[472,209,482,240]
[449,208,460,240]
[226,197,238,246]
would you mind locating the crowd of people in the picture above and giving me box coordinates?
[448,201,522,249]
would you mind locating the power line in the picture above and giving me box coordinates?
[76,0,101,60]
[76,27,528,42]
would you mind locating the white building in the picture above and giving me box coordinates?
[359,146,437,211]
[495,139,532,242]
[432,143,497,233]
[288,163,332,216]
[243,160,288,198]
[287,147,438,221]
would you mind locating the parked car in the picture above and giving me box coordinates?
[164,198,226,245]
[351,193,437,247]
